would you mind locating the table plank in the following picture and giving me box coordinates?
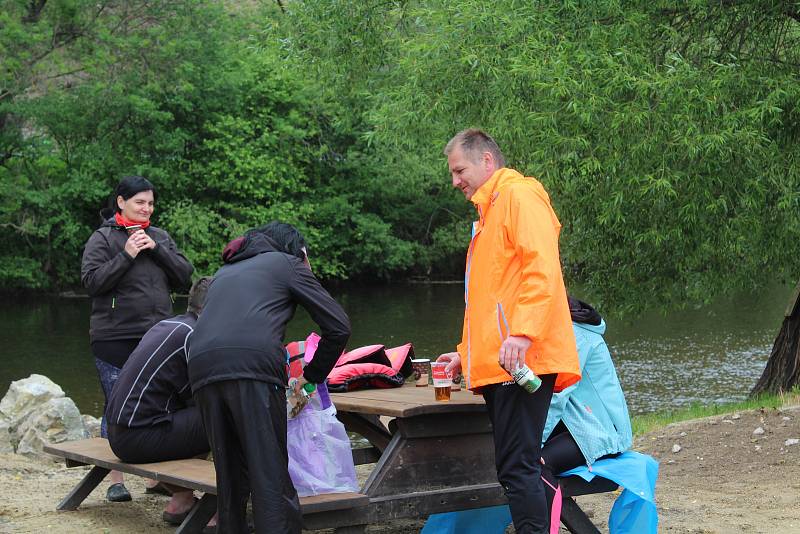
[330,385,485,417]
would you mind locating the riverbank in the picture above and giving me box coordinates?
[1,399,798,533]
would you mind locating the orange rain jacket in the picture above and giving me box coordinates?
[457,168,581,393]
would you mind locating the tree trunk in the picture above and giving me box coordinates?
[750,280,800,396]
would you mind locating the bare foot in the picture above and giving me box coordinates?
[164,490,195,514]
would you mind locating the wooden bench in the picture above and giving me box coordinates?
[45,436,615,534]
[43,438,369,533]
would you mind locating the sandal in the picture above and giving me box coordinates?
[162,497,198,525]
[144,481,173,496]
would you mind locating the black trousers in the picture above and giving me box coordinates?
[483,374,556,534]
[108,405,209,463]
[195,380,301,534]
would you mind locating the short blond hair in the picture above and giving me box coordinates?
[443,128,506,168]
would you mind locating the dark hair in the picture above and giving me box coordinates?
[443,128,506,168]
[249,221,307,260]
[114,176,156,213]
[187,276,211,316]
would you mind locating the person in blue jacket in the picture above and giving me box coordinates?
[539,296,632,516]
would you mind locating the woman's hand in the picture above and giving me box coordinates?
[124,230,156,258]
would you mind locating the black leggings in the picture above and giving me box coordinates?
[483,374,556,534]
[108,406,209,464]
[540,421,586,518]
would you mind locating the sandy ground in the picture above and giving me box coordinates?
[0,404,798,533]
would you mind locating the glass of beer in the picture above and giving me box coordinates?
[431,362,452,401]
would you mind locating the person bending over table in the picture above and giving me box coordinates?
[106,277,215,529]
[539,296,633,515]
[187,222,351,534]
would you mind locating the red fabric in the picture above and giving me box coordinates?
[326,363,404,393]
[222,236,245,263]
[334,345,387,367]
[385,343,415,375]
[114,212,150,230]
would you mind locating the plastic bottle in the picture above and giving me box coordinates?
[511,364,542,393]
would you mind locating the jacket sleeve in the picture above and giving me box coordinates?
[503,185,565,345]
[150,231,194,291]
[81,231,135,297]
[288,261,351,384]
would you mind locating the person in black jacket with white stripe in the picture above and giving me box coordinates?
[187,222,351,534]
[106,277,214,527]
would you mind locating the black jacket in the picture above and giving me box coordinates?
[187,234,351,391]
[106,313,196,428]
[81,216,194,343]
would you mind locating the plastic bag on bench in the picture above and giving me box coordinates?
[287,392,358,497]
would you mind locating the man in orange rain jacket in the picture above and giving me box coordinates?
[437,128,580,534]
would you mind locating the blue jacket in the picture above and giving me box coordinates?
[542,320,632,465]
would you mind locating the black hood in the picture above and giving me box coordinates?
[222,232,281,264]
[99,207,119,227]
[568,296,602,326]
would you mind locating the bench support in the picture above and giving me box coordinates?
[57,465,110,511]
[333,526,366,534]
[176,493,217,534]
[561,496,602,534]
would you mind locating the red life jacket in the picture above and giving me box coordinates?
[326,343,415,393]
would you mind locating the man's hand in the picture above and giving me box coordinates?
[499,335,531,374]
[437,352,462,375]
[294,374,310,395]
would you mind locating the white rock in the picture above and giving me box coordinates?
[81,415,101,438]
[672,444,682,453]
[0,375,65,439]
[0,419,13,454]
[782,416,791,421]
[755,445,762,451]
[723,420,735,424]
[753,427,765,435]
[785,438,799,447]
[15,397,85,457]
[731,413,741,420]
[679,431,687,436]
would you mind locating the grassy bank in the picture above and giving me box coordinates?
[631,388,800,437]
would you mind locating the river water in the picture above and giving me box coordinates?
[1,283,791,417]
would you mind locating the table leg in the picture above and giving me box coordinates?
[337,412,392,452]
[175,493,217,534]
[57,465,110,511]
[560,496,601,534]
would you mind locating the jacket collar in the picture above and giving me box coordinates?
[471,167,525,219]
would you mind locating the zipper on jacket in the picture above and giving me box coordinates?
[111,296,116,309]
[496,302,510,342]
[464,217,481,390]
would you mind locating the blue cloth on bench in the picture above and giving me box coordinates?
[421,505,511,534]
[421,451,658,534]
[561,450,658,534]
